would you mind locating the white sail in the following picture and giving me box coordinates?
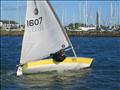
[20,1,70,64]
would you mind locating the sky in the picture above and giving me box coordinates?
[1,0,120,26]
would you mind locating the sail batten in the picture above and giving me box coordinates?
[20,1,70,64]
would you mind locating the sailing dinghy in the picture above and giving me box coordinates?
[17,0,93,76]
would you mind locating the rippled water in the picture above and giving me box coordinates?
[1,36,120,90]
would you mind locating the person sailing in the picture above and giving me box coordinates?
[50,49,66,62]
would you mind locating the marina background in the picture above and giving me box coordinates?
[1,1,120,36]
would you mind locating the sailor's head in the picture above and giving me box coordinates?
[60,49,65,53]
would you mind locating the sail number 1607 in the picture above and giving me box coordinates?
[27,17,42,27]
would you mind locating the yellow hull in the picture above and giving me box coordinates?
[23,57,93,74]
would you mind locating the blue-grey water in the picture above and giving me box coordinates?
[1,36,120,90]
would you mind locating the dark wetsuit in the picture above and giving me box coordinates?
[50,50,66,62]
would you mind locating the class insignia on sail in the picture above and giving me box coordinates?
[34,8,39,15]
[62,44,65,48]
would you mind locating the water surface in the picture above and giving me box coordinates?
[1,36,120,90]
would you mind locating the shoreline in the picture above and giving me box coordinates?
[0,31,120,37]
[66,31,120,37]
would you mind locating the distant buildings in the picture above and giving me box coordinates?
[0,20,119,32]
[65,23,120,32]
[0,20,25,31]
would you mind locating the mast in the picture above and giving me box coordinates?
[85,0,88,26]
[83,2,86,26]
[72,13,75,29]
[79,2,81,24]
[64,8,66,26]
[110,2,113,28]
[98,7,101,29]
[9,19,10,31]
[47,1,77,57]
[18,0,21,31]
[96,11,99,31]
[16,0,20,31]
[62,8,64,25]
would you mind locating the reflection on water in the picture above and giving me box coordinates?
[2,68,92,90]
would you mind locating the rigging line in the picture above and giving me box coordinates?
[16,0,21,31]
[87,7,91,25]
